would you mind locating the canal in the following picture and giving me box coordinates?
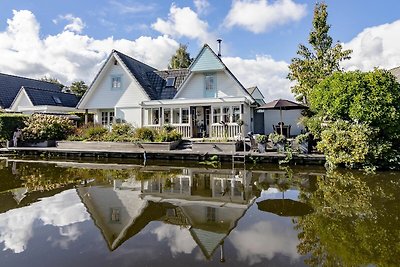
[0,158,398,266]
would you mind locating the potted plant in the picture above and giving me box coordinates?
[269,133,286,152]
[256,134,267,153]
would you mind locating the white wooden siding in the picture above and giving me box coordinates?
[83,58,148,109]
[191,47,224,72]
[116,107,142,127]
[177,72,249,100]
[11,90,33,111]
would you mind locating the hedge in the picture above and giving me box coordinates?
[0,113,28,140]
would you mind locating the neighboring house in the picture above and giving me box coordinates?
[389,66,400,82]
[78,45,258,138]
[0,72,78,114]
[10,86,79,114]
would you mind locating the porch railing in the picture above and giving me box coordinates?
[145,125,192,138]
[211,124,241,139]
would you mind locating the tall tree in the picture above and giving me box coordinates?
[69,80,88,98]
[168,44,193,69]
[40,76,65,90]
[288,2,352,105]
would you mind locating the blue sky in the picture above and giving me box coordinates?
[0,0,399,100]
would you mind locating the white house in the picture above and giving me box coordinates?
[78,44,258,138]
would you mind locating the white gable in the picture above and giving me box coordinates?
[190,46,225,72]
[250,87,264,100]
[78,54,149,110]
[9,89,33,111]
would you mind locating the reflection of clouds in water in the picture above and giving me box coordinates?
[230,221,300,265]
[0,189,89,253]
[152,224,197,256]
[49,224,82,250]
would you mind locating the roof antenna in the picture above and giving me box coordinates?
[217,39,222,57]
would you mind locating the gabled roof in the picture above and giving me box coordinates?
[20,87,79,107]
[175,44,255,102]
[150,69,189,99]
[0,72,62,108]
[246,86,257,95]
[389,66,400,82]
[113,50,159,100]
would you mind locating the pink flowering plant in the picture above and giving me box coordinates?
[22,114,76,141]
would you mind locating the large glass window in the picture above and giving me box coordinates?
[222,106,230,123]
[163,108,171,124]
[182,108,189,124]
[173,108,180,124]
[232,106,240,123]
[213,107,221,124]
[146,108,160,125]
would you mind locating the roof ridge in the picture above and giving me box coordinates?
[22,86,77,96]
[113,50,157,71]
[0,72,62,87]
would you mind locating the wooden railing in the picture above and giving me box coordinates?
[211,124,241,139]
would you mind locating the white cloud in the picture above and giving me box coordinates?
[230,221,301,265]
[109,0,156,14]
[342,20,400,71]
[152,4,214,44]
[224,0,307,34]
[0,189,89,253]
[152,224,197,255]
[194,0,210,15]
[224,55,294,101]
[54,14,86,34]
[0,10,179,84]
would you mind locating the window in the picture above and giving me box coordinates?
[101,111,114,126]
[146,108,160,125]
[182,108,189,124]
[166,77,176,87]
[213,107,221,124]
[232,106,240,123]
[111,76,122,88]
[163,108,171,124]
[222,106,230,123]
[52,96,62,105]
[205,74,215,91]
[173,108,180,124]
[110,208,121,223]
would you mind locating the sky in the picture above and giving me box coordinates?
[0,0,400,101]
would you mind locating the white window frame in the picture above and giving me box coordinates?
[111,75,122,89]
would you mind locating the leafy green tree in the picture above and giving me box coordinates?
[295,170,400,266]
[168,44,193,69]
[288,2,352,104]
[69,80,88,98]
[41,76,65,90]
[309,69,400,168]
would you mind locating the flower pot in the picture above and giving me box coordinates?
[258,143,266,153]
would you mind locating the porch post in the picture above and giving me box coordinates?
[84,109,88,124]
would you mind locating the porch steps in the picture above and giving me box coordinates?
[176,140,192,150]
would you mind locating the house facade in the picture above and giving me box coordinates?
[0,72,79,114]
[78,45,258,138]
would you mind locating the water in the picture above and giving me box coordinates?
[0,158,398,267]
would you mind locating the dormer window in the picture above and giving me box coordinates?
[52,96,62,104]
[166,77,176,87]
[111,76,122,88]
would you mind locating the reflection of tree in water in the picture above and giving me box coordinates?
[295,170,400,266]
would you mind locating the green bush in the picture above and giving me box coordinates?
[112,123,134,135]
[83,124,108,141]
[23,114,75,141]
[134,127,156,141]
[317,120,377,168]
[0,113,28,140]
[155,129,182,142]
[269,133,286,144]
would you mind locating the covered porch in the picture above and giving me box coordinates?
[141,97,252,139]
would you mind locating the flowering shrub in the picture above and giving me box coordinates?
[23,114,75,141]
[155,129,182,142]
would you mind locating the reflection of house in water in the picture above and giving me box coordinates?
[77,167,256,260]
